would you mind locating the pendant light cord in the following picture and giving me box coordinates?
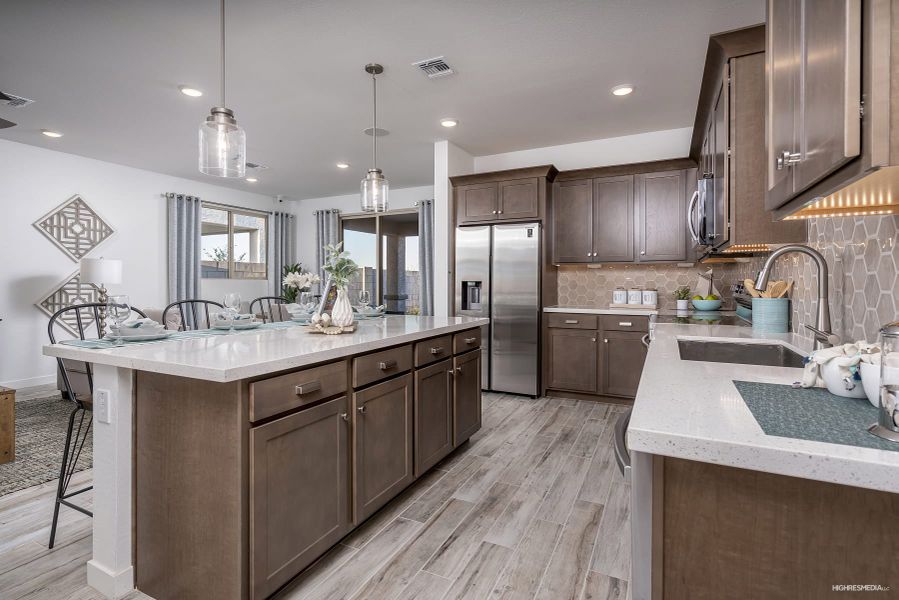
[220,0,226,107]
[372,72,377,169]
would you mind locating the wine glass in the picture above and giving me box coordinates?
[107,294,131,345]
[358,289,371,311]
[223,293,241,334]
[299,291,313,311]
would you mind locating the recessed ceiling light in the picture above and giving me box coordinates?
[41,129,63,138]
[440,118,458,128]
[245,177,258,183]
[336,162,350,169]
[611,84,634,96]
[179,86,203,97]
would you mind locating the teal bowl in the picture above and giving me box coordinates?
[691,299,722,311]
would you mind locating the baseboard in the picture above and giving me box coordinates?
[545,388,634,405]
[0,373,56,390]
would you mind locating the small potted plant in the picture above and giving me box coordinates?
[674,286,692,311]
[321,243,359,328]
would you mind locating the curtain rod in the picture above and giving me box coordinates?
[161,193,285,217]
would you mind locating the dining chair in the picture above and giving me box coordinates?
[47,302,148,549]
[249,296,287,323]
[162,299,224,331]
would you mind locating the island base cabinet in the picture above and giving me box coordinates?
[546,328,598,393]
[453,349,482,447]
[601,331,647,398]
[414,359,454,477]
[353,374,414,522]
[250,396,351,600]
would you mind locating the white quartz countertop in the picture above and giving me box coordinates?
[629,324,899,494]
[544,305,658,316]
[43,316,488,383]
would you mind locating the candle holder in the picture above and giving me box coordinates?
[868,321,899,442]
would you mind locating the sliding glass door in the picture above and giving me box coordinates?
[340,210,420,315]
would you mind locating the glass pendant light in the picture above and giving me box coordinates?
[199,0,246,178]
[361,63,388,212]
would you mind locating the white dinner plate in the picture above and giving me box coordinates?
[105,331,173,342]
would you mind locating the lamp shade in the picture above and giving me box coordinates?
[80,258,122,285]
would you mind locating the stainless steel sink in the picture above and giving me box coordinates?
[677,339,806,368]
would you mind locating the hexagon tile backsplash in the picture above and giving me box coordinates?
[770,215,898,344]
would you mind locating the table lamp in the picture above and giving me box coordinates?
[80,257,122,335]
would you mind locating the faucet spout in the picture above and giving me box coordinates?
[754,244,834,349]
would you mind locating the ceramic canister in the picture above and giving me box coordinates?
[642,289,658,306]
[627,288,642,305]
[613,287,628,304]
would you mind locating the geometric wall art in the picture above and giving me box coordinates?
[35,269,100,336]
[33,194,114,262]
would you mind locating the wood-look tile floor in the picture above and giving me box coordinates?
[0,392,631,600]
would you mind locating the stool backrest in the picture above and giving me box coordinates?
[162,299,224,331]
[250,296,287,323]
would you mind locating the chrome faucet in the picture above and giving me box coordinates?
[755,244,839,349]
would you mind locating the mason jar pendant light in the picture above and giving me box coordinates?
[361,63,388,212]
[199,0,246,178]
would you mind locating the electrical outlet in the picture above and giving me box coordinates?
[95,389,111,424]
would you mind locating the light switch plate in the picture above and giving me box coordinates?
[94,389,111,424]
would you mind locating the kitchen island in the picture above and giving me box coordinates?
[43,315,488,600]
[628,324,899,599]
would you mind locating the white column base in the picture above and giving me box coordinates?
[87,560,134,599]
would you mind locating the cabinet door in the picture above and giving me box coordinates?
[765,0,799,209]
[250,396,350,600]
[601,331,647,398]
[637,170,687,262]
[793,0,861,193]
[353,374,414,522]
[498,177,540,220]
[593,175,634,262]
[414,359,454,477]
[552,179,593,263]
[455,183,498,224]
[546,328,598,393]
[711,68,730,248]
[453,350,482,447]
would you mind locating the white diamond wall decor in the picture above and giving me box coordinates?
[33,195,114,261]
[36,269,100,336]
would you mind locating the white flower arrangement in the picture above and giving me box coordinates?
[283,271,319,291]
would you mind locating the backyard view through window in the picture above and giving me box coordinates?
[201,204,267,279]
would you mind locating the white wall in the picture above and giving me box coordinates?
[472,127,692,172]
[433,141,474,317]
[293,185,434,271]
[0,139,284,388]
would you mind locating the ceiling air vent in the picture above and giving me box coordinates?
[412,56,454,79]
[0,91,35,108]
[245,161,269,171]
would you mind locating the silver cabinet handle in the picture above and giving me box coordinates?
[564,319,579,324]
[357,405,367,414]
[497,210,503,214]
[429,347,444,355]
[447,369,455,377]
[619,321,632,327]
[295,381,321,395]
[586,252,591,257]
[776,150,801,170]
[340,412,349,422]
[687,189,700,244]
[604,338,609,343]
[456,366,463,373]
[593,252,598,257]
[464,337,477,344]
[492,210,497,214]
[641,334,650,349]
[591,337,597,342]
[640,250,646,255]
[378,360,397,370]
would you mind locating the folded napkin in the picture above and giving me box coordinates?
[214,312,256,323]
[357,304,386,315]
[116,317,161,329]
[801,341,881,388]
[285,302,317,315]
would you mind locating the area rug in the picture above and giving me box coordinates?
[0,393,92,496]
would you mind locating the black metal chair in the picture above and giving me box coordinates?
[249,296,287,323]
[162,299,224,331]
[47,302,148,549]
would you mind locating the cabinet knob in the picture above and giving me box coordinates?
[498,210,503,214]
[492,210,497,214]
[586,252,591,257]
[295,381,321,395]
[464,337,477,344]
[378,360,397,371]
[592,252,597,257]
[357,405,367,414]
[430,347,444,355]
[640,250,646,255]
[604,338,609,343]
[591,337,597,342]
[340,412,349,422]
[447,370,455,377]
[456,366,463,373]
[776,150,801,170]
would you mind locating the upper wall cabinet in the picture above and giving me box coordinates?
[637,171,686,262]
[451,165,557,225]
[766,0,862,211]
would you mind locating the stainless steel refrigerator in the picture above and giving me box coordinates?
[455,223,540,396]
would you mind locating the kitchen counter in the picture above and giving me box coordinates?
[544,305,739,317]
[629,323,899,493]
[43,315,488,382]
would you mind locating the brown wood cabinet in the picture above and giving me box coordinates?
[636,170,687,262]
[455,182,499,224]
[413,359,454,477]
[600,330,648,398]
[552,179,593,263]
[452,349,482,447]
[450,166,557,226]
[499,177,541,220]
[594,176,635,262]
[546,328,598,393]
[353,373,414,522]
[250,396,350,600]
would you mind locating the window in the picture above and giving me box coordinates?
[340,210,420,315]
[201,204,267,279]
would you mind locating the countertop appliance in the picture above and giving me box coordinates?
[455,223,540,396]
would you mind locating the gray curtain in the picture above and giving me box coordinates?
[269,211,296,296]
[166,193,202,303]
[314,209,340,294]
[418,200,435,316]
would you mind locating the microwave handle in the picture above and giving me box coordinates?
[687,189,701,244]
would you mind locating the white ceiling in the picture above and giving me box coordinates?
[0,0,763,200]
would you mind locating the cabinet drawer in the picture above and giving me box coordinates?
[546,313,598,330]
[353,345,412,388]
[249,360,347,422]
[453,328,482,354]
[600,315,649,332]
[414,335,453,367]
